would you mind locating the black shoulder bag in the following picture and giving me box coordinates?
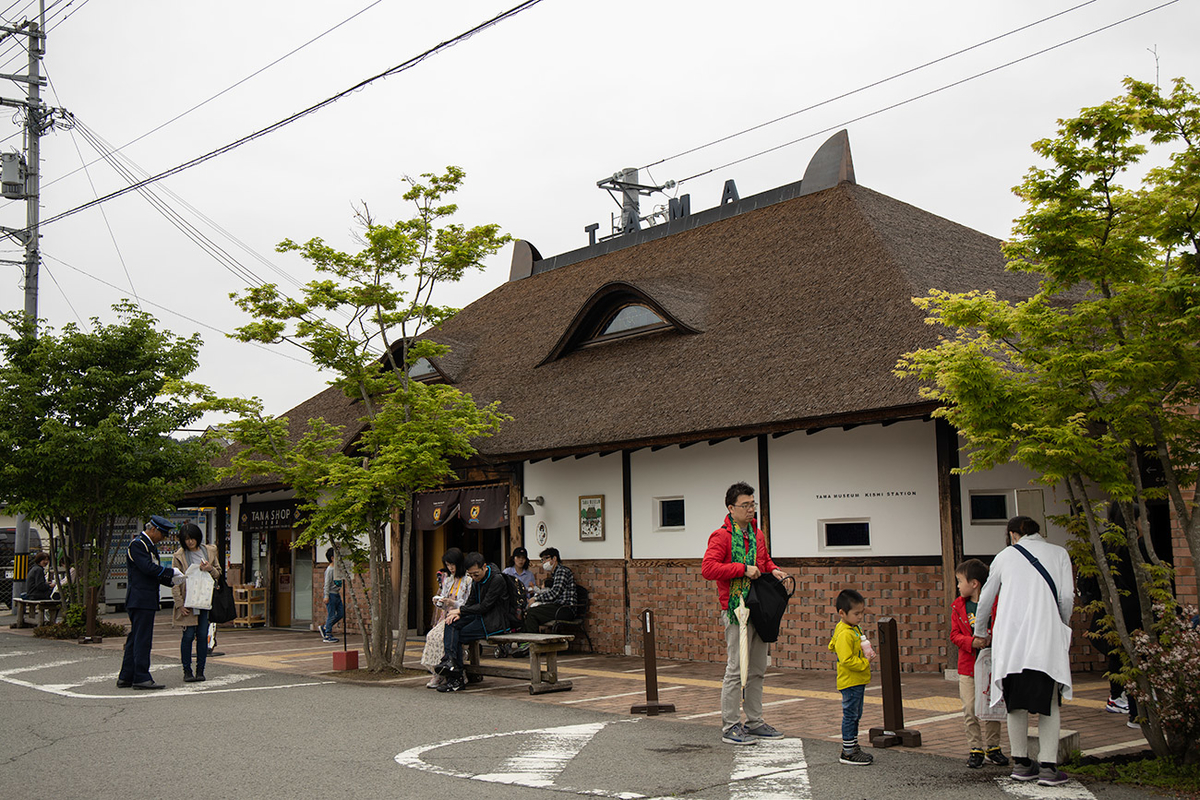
[1013,543,1058,606]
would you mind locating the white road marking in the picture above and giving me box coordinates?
[0,650,35,659]
[396,720,645,799]
[474,722,609,787]
[730,738,811,800]
[996,776,1096,799]
[0,658,89,676]
[560,685,682,704]
[905,711,964,726]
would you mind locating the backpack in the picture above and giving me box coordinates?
[502,573,528,628]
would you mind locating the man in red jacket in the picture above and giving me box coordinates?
[701,481,789,745]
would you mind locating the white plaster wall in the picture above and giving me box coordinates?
[523,454,624,560]
[769,420,941,557]
[958,451,1072,554]
[630,439,759,559]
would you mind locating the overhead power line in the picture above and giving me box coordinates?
[673,0,1180,186]
[642,0,1100,171]
[30,0,548,233]
[18,0,385,201]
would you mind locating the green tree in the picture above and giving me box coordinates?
[0,303,225,617]
[897,77,1200,762]
[223,167,510,671]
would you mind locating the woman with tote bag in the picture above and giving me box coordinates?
[171,522,221,683]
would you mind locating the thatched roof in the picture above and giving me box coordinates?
[423,181,1034,459]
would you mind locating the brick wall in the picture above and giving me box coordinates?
[1172,485,1198,610]
[570,558,1110,675]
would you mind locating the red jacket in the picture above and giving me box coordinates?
[950,595,996,674]
[701,517,778,610]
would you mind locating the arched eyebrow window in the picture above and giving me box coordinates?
[594,304,668,339]
[539,282,701,365]
[408,357,439,381]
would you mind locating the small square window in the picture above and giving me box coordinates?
[822,519,870,548]
[657,498,685,529]
[970,493,1009,524]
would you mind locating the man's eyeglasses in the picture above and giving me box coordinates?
[732,502,756,510]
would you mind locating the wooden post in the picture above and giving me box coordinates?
[631,609,675,716]
[869,617,921,747]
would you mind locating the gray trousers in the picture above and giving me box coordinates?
[722,614,768,732]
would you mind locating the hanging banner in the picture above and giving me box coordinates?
[462,485,510,529]
[416,489,460,531]
[238,500,301,532]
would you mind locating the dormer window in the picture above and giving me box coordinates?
[589,304,669,342]
[539,281,701,365]
[408,357,439,382]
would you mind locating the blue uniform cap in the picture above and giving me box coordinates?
[148,515,175,533]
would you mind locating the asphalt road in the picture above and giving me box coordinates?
[0,634,1164,800]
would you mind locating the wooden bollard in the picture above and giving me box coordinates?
[630,609,675,716]
[869,617,921,747]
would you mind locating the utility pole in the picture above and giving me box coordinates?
[1,1,46,606]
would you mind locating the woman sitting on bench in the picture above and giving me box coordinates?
[23,552,53,600]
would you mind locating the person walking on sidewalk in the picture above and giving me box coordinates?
[117,516,185,690]
[974,515,1075,787]
[701,481,789,745]
[320,548,345,643]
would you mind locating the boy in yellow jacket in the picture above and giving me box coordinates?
[829,588,874,765]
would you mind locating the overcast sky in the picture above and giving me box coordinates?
[0,0,1195,428]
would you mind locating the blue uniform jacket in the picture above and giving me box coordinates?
[126,532,173,610]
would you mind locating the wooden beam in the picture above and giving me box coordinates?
[707,437,727,446]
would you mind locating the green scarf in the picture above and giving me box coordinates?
[726,515,757,624]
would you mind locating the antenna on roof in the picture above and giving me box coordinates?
[595,168,675,241]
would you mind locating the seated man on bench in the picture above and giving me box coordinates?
[523,547,576,633]
[23,552,53,601]
[436,551,516,693]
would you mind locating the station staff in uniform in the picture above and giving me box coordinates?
[117,516,185,690]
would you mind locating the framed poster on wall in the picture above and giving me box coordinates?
[579,495,604,541]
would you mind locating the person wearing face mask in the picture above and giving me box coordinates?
[521,547,576,633]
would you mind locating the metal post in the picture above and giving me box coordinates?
[630,609,675,716]
[868,617,921,747]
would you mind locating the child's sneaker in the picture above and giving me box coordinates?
[985,747,1009,766]
[322,635,338,643]
[839,746,873,765]
[967,750,985,769]
[1106,697,1128,713]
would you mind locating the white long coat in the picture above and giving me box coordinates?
[973,533,1075,705]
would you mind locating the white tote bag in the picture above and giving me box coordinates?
[974,648,1006,722]
[184,564,215,610]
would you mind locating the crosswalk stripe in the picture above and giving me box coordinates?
[996,776,1096,799]
[0,658,87,676]
[473,722,608,787]
[730,738,811,800]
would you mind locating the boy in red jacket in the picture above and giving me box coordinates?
[951,558,1008,769]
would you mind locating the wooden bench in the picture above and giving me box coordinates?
[11,598,62,628]
[465,632,573,694]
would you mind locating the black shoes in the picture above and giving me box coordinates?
[437,675,465,692]
[968,750,985,769]
[131,680,165,690]
[116,679,132,688]
[184,674,205,683]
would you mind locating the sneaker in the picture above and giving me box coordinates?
[436,675,465,693]
[1037,767,1069,786]
[434,659,459,678]
[839,747,873,765]
[1127,719,1141,729]
[967,750,985,769]
[322,636,338,643]
[743,722,785,740]
[1011,762,1039,781]
[985,747,1009,766]
[1106,698,1128,713]
[721,724,759,745]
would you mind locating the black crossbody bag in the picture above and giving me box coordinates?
[1013,543,1059,606]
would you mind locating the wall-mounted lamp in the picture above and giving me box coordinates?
[517,496,544,517]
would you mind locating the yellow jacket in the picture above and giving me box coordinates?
[829,620,871,690]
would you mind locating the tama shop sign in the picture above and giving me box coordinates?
[239,500,302,532]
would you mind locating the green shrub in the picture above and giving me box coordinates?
[33,621,126,639]
[62,604,85,628]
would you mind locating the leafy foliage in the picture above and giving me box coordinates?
[0,303,230,614]
[896,78,1200,762]
[224,168,510,671]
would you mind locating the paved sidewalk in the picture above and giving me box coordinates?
[2,607,1148,765]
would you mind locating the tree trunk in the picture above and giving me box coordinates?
[392,504,413,671]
